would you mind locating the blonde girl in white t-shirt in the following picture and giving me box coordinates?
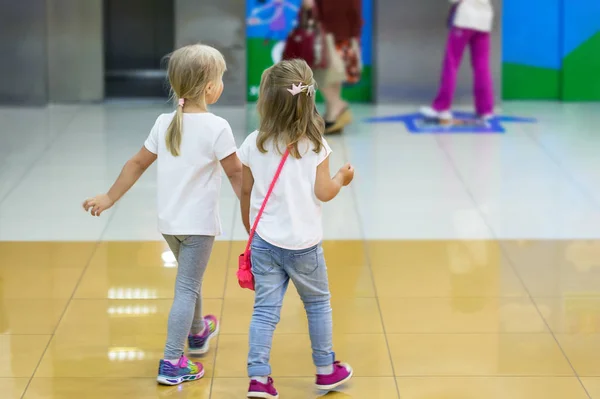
[238,59,355,399]
[83,44,242,386]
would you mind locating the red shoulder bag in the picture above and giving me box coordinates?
[282,7,327,69]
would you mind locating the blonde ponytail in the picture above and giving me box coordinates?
[164,44,227,156]
[166,102,184,156]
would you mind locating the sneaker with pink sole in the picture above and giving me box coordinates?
[247,377,279,399]
[315,361,353,391]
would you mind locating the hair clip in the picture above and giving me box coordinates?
[287,83,315,97]
[287,83,305,96]
[178,98,185,106]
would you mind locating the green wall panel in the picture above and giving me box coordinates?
[562,32,600,101]
[502,63,560,100]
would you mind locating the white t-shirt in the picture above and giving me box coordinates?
[237,131,332,250]
[144,112,237,236]
[451,0,494,32]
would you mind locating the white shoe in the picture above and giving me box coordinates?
[479,113,494,121]
[420,106,452,121]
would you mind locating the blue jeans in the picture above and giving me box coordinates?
[247,235,335,377]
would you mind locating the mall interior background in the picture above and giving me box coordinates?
[2,0,599,106]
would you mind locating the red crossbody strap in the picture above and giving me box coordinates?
[245,148,290,253]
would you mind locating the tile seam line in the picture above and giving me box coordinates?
[339,135,401,399]
[524,130,600,212]
[11,375,594,378]
[0,106,82,206]
[26,294,586,300]
[208,200,238,399]
[211,332,580,336]
[19,198,122,399]
[17,375,591,378]
[433,135,592,399]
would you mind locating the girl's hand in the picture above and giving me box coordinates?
[302,0,315,8]
[338,163,355,186]
[83,194,114,217]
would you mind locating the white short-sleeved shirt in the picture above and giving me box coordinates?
[144,112,237,236]
[451,0,494,32]
[237,131,332,250]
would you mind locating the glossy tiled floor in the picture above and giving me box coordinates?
[2,240,600,398]
[2,103,600,398]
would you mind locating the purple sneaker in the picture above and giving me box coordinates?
[315,361,353,391]
[188,315,219,355]
[247,377,279,399]
[156,355,204,386]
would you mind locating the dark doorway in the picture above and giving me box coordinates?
[104,0,174,98]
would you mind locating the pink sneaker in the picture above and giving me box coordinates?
[247,377,279,399]
[315,361,353,391]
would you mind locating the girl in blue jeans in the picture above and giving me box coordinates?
[238,59,355,399]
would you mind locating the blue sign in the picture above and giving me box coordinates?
[247,0,301,42]
[364,111,537,134]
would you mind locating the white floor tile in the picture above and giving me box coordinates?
[1,103,599,241]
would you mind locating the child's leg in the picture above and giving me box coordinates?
[190,285,206,335]
[247,237,289,379]
[469,31,495,116]
[432,27,472,112]
[163,235,182,259]
[163,235,215,360]
[285,244,334,371]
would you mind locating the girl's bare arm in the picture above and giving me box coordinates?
[240,165,255,234]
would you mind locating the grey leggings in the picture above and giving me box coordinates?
[163,235,215,359]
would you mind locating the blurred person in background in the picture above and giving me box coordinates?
[420,0,495,122]
[304,0,363,134]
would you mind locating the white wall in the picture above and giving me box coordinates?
[175,0,246,105]
[47,0,104,102]
[0,0,49,105]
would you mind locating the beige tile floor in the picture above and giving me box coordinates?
[1,240,599,398]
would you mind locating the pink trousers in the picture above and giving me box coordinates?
[432,27,495,116]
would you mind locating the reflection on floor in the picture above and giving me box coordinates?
[1,240,600,398]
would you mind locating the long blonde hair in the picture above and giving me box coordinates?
[165,44,226,156]
[256,59,325,159]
